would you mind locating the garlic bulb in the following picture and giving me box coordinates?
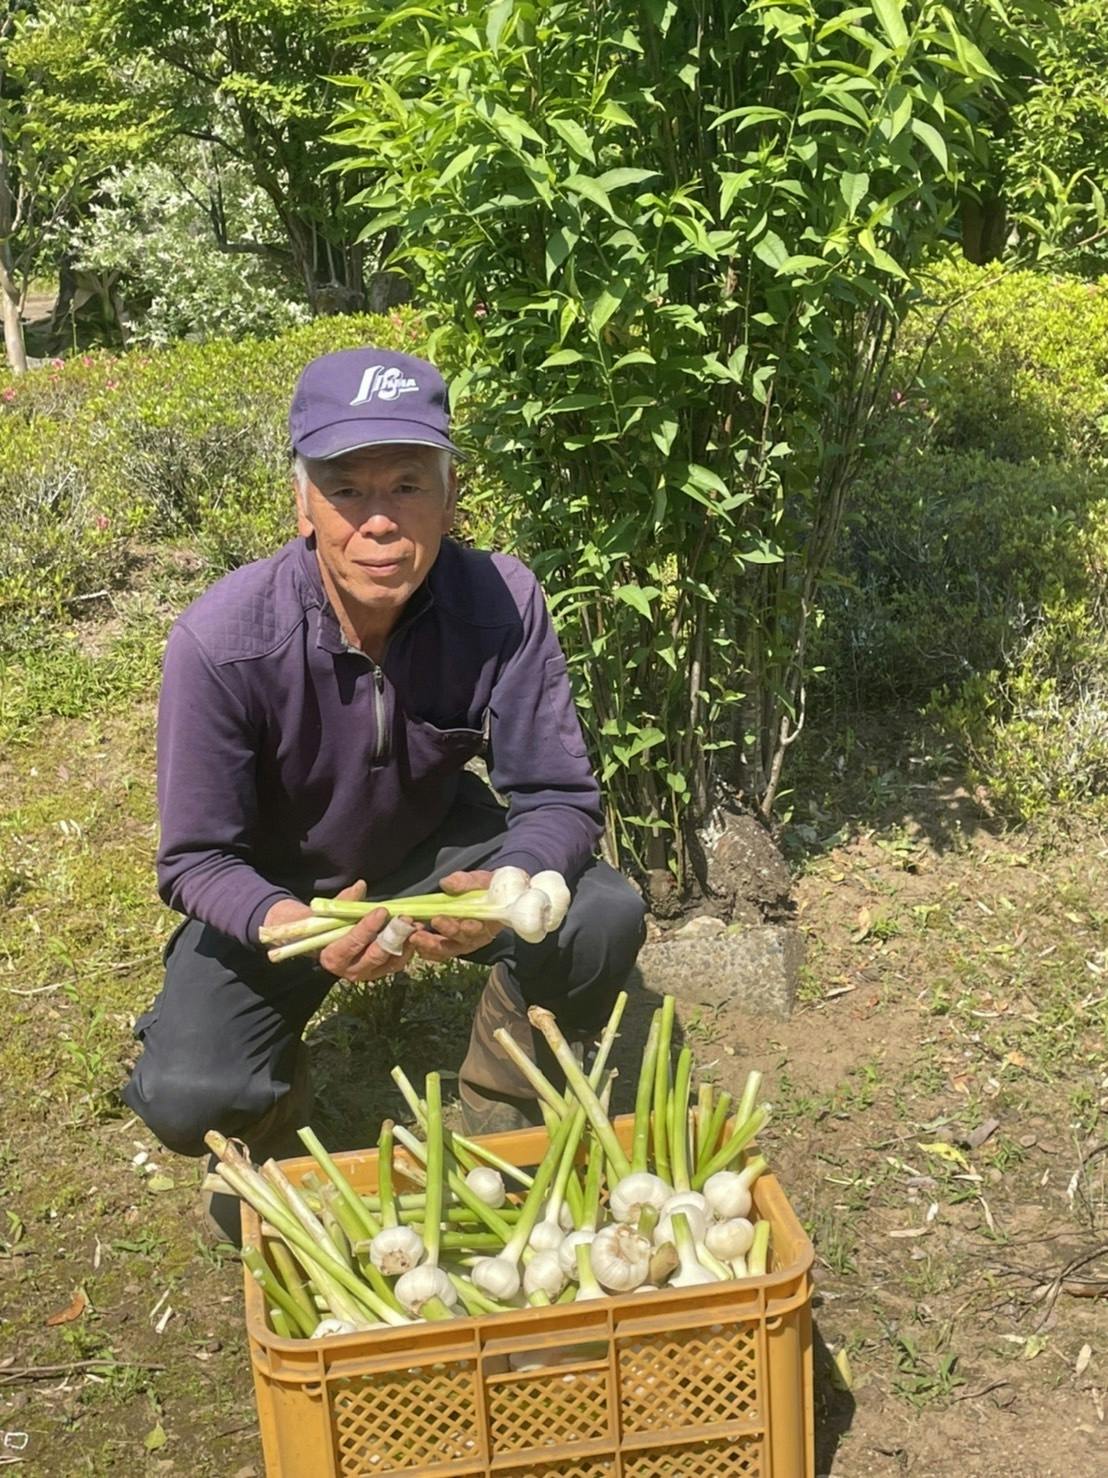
[465,1165,506,1208]
[394,1265,459,1316]
[609,1172,671,1224]
[504,887,554,943]
[471,1255,522,1301]
[523,1249,566,1300]
[310,1318,359,1339]
[558,1228,594,1277]
[662,1190,708,1218]
[369,1225,424,1276]
[705,1217,756,1262]
[486,866,531,906]
[669,1212,717,1288]
[589,1224,652,1292]
[529,1219,564,1252]
[655,1203,707,1246]
[530,870,571,929]
[703,1169,754,1220]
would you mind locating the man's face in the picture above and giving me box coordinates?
[298,445,457,632]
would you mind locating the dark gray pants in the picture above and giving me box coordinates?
[121,778,645,1157]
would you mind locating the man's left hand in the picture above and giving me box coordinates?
[408,868,509,963]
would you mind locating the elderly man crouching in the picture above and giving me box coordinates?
[120,348,645,1241]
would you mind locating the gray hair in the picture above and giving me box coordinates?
[292,448,452,505]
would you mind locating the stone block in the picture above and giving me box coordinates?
[635,925,805,1019]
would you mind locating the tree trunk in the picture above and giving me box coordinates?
[0,252,27,374]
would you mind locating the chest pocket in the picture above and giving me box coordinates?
[399,711,485,785]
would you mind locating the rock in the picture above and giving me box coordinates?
[709,812,792,923]
[636,925,805,1018]
[672,915,727,941]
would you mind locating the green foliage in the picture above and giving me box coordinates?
[0,309,428,647]
[334,0,1023,877]
[1002,1,1108,272]
[827,449,1108,704]
[898,260,1108,462]
[824,261,1108,818]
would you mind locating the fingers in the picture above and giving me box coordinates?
[438,869,495,896]
[336,878,368,902]
[318,905,394,978]
[410,919,502,963]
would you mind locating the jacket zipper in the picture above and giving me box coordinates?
[371,663,389,764]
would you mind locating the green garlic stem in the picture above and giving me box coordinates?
[313,880,484,916]
[527,1008,631,1181]
[243,1247,316,1338]
[268,1305,294,1339]
[748,1220,771,1277]
[297,1125,379,1240]
[268,923,351,961]
[696,1090,733,1174]
[670,1046,694,1192]
[652,995,675,1182]
[576,1240,604,1298]
[503,1109,578,1262]
[587,990,629,1091]
[449,1272,512,1315]
[691,1106,770,1189]
[390,1065,533,1188]
[491,1027,568,1116]
[423,1073,445,1268]
[259,914,349,945]
[377,1120,398,1229]
[736,1069,762,1126]
[632,1010,661,1174]
[267,1238,317,1333]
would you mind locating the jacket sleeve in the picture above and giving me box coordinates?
[484,563,604,882]
[155,622,296,946]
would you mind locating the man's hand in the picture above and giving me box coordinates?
[263,881,415,982]
[409,868,509,964]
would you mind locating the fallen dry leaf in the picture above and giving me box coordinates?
[1075,1344,1092,1377]
[45,1287,88,1326]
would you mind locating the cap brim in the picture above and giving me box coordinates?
[293,417,461,460]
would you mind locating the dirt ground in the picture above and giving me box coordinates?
[0,708,1105,1475]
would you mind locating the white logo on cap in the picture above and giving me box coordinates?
[350,365,419,406]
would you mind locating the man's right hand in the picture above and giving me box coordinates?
[262,881,416,982]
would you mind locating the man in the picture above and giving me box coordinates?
[121,347,645,1239]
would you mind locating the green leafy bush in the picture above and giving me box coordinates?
[896,260,1108,463]
[825,449,1108,704]
[825,262,1108,817]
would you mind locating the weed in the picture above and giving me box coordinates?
[886,1326,965,1407]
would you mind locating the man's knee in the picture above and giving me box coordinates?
[572,867,646,978]
[122,1063,268,1158]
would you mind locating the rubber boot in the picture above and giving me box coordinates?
[458,964,591,1136]
[199,1048,314,1247]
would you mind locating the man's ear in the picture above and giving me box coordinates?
[295,479,313,538]
[442,463,460,530]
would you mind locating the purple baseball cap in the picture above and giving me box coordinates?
[289,348,460,460]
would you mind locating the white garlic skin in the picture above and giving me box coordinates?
[558,1228,594,1277]
[655,1203,707,1246]
[394,1265,458,1315]
[486,867,531,906]
[590,1224,652,1292]
[471,1255,522,1301]
[529,870,571,929]
[523,1249,567,1299]
[705,1216,756,1261]
[609,1172,671,1224]
[465,1165,507,1208]
[703,1170,753,1220]
[529,1219,565,1253]
[369,1225,425,1276]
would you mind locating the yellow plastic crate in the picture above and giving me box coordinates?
[242,1115,815,1478]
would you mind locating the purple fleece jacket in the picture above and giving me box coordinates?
[155,535,602,947]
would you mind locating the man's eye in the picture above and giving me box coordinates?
[396,482,421,495]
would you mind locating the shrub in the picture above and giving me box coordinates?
[895,260,1108,464]
[824,449,1108,704]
